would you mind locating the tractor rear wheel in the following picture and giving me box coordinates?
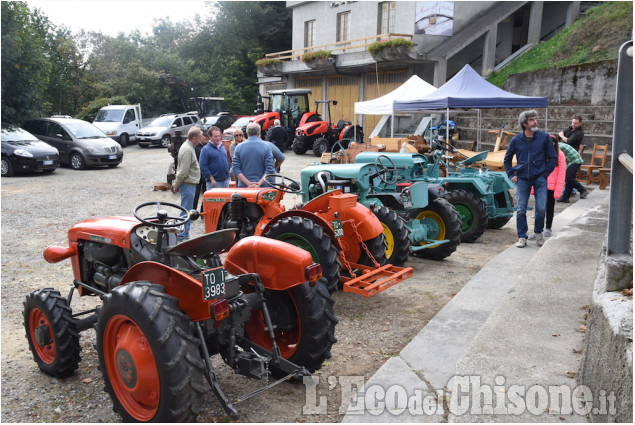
[441,189,488,243]
[411,197,462,261]
[292,136,309,155]
[356,233,387,267]
[372,206,410,266]
[264,216,341,294]
[244,281,337,377]
[312,137,329,157]
[96,282,206,422]
[23,288,81,378]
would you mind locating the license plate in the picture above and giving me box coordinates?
[43,160,53,165]
[332,219,344,238]
[202,267,226,301]
[402,195,413,209]
[108,155,117,160]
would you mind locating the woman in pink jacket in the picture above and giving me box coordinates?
[531,135,566,238]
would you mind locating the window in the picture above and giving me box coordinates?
[378,1,396,34]
[304,20,316,48]
[182,117,193,126]
[337,12,351,43]
[124,109,135,123]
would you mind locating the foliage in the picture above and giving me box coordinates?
[76,96,130,122]
[256,58,281,67]
[302,50,332,62]
[488,1,632,87]
[368,38,414,56]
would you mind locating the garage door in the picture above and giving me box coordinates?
[327,75,360,125]
[296,77,323,111]
[363,70,407,137]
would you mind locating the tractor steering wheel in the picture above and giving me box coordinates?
[373,155,398,184]
[264,174,301,193]
[134,201,190,228]
[432,138,457,153]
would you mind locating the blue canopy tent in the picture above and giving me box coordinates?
[393,65,549,148]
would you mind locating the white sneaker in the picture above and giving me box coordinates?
[527,233,535,240]
[544,229,552,237]
[536,233,545,247]
[516,238,527,248]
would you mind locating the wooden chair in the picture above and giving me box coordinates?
[577,143,609,187]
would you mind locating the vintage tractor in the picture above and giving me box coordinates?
[202,175,413,297]
[291,100,364,156]
[251,89,316,147]
[353,139,516,242]
[300,157,463,264]
[23,201,336,422]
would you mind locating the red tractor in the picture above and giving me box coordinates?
[23,201,336,422]
[203,174,412,297]
[251,89,318,148]
[291,100,363,156]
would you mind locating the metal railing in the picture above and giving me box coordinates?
[264,33,413,61]
[606,40,633,260]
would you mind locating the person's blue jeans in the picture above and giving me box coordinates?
[515,175,547,239]
[178,183,196,240]
[205,179,230,191]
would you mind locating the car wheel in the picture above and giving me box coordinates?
[119,133,129,148]
[69,152,86,170]
[160,135,172,148]
[1,157,14,177]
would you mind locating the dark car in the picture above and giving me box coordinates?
[1,125,59,177]
[23,117,123,170]
[201,112,235,134]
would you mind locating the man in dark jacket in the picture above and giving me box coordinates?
[558,116,584,152]
[504,110,557,248]
[267,119,288,151]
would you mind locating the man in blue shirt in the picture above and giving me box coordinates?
[199,126,230,190]
[232,122,275,187]
[504,110,557,248]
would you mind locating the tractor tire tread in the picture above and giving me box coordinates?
[442,189,488,243]
[372,206,410,266]
[412,198,462,261]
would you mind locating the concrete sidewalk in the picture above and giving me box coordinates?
[343,187,610,423]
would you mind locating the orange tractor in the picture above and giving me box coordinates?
[202,174,413,297]
[23,201,336,422]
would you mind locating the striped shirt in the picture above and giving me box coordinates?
[558,142,583,167]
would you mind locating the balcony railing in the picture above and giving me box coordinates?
[264,33,413,61]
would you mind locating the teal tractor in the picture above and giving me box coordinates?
[353,139,516,242]
[300,158,463,266]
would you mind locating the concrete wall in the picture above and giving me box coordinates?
[503,60,618,105]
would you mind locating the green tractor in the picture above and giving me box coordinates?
[300,157,463,266]
[353,139,516,242]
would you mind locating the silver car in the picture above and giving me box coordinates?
[137,112,202,148]
[23,117,123,170]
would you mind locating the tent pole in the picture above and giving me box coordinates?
[446,107,449,143]
[477,109,481,151]
[391,113,394,138]
[545,108,549,133]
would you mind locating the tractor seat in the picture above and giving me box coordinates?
[336,120,349,131]
[167,228,238,257]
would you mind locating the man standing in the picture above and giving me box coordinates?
[267,119,288,151]
[232,122,275,187]
[171,127,202,241]
[557,141,588,202]
[504,110,557,248]
[558,116,584,152]
[266,140,285,173]
[200,126,230,190]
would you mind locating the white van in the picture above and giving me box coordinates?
[93,104,142,147]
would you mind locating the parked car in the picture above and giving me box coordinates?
[1,125,60,177]
[22,117,123,170]
[222,116,253,141]
[201,112,235,134]
[136,112,202,148]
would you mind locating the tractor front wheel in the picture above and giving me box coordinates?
[372,206,410,266]
[23,288,81,378]
[312,137,329,157]
[292,136,310,155]
[264,216,341,294]
[441,189,488,243]
[96,282,206,422]
[411,197,462,260]
[245,282,337,377]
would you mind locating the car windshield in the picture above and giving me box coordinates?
[1,127,40,142]
[94,109,124,122]
[64,121,108,139]
[204,117,219,125]
[150,117,174,127]
[232,117,252,127]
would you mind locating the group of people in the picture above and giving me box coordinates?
[504,111,587,248]
[170,121,285,240]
